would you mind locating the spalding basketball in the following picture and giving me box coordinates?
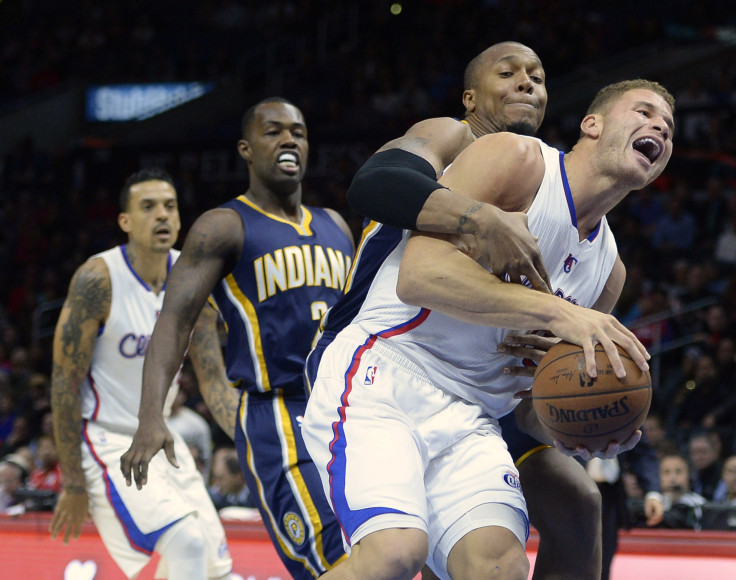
[532,341,652,452]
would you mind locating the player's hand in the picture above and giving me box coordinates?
[553,429,642,461]
[50,487,89,544]
[120,419,178,489]
[645,494,665,527]
[550,305,650,378]
[473,205,551,293]
[500,333,560,379]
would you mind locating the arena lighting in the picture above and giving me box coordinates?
[85,82,215,122]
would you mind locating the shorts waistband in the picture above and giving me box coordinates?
[338,325,433,384]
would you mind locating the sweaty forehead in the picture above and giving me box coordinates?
[255,103,305,127]
[129,180,176,202]
[491,46,542,68]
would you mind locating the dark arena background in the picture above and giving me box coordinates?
[2,1,736,578]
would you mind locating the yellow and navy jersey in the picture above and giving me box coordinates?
[212,195,353,395]
[319,219,403,336]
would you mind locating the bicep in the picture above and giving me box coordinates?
[438,134,542,210]
[164,209,243,322]
[324,208,355,249]
[52,260,110,378]
[377,117,473,176]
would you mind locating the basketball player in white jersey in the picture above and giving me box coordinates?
[49,168,233,579]
[305,79,674,580]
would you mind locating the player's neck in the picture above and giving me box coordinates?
[562,150,630,240]
[245,185,303,223]
[124,243,170,294]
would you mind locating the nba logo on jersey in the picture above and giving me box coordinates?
[563,253,578,273]
[364,366,377,385]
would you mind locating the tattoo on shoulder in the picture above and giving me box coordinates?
[457,202,483,234]
[68,262,110,322]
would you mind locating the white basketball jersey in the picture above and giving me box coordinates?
[349,138,618,418]
[81,246,180,434]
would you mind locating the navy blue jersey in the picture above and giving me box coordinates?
[320,219,402,334]
[212,195,353,395]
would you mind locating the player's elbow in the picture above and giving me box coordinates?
[396,262,434,307]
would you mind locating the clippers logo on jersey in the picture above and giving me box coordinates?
[253,245,352,302]
[283,512,306,546]
[503,471,522,490]
[563,253,578,273]
[364,366,377,385]
[553,288,580,305]
[118,333,151,358]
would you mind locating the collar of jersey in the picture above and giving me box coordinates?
[236,195,313,235]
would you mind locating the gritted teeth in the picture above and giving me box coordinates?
[278,152,299,165]
[633,137,663,163]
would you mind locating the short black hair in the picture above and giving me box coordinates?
[119,167,175,212]
[241,96,297,139]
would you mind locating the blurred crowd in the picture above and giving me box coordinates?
[3,0,736,530]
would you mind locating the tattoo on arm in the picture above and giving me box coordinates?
[52,261,110,488]
[457,202,483,234]
[189,308,237,440]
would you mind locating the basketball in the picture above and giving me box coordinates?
[532,341,652,452]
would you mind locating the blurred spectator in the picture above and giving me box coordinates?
[687,431,724,501]
[27,434,62,495]
[714,455,736,504]
[642,414,679,458]
[0,453,29,513]
[658,453,706,530]
[187,442,207,476]
[693,303,735,353]
[166,388,213,481]
[666,353,731,447]
[715,208,736,270]
[652,195,697,267]
[626,282,675,351]
[208,447,253,512]
[0,391,18,445]
[0,413,34,458]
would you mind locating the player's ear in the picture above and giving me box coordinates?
[580,114,602,139]
[237,139,252,162]
[462,89,476,113]
[118,212,131,233]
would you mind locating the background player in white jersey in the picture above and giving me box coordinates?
[306,79,674,580]
[49,168,233,579]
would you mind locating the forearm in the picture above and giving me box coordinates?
[398,236,562,329]
[347,119,473,231]
[50,364,86,492]
[188,306,237,440]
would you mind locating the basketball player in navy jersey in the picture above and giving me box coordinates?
[121,98,353,579]
[50,168,233,579]
[307,41,602,580]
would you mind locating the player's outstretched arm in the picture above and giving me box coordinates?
[121,208,244,488]
[50,258,110,544]
[188,303,238,440]
[347,117,550,292]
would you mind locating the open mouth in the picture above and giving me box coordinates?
[277,152,299,170]
[632,137,663,164]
